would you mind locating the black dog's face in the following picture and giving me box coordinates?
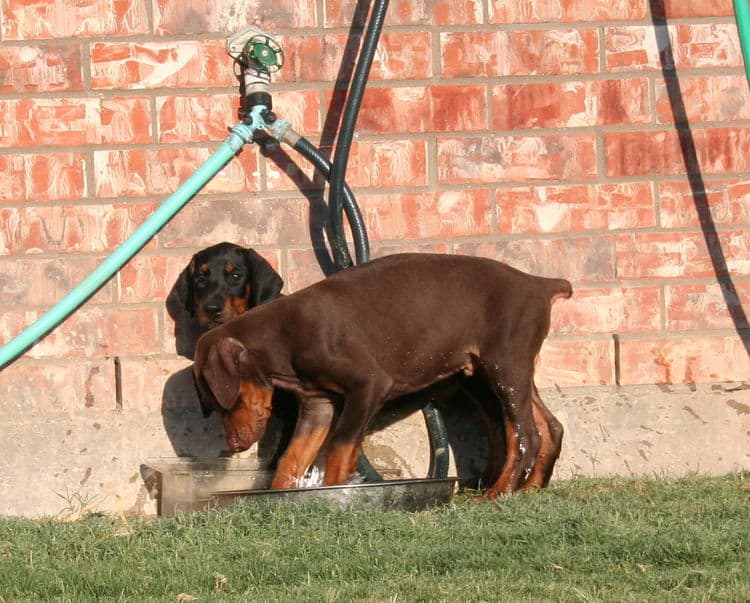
[185,242,284,329]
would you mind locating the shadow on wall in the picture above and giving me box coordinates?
[160,266,293,461]
[154,1,373,460]
[650,0,750,355]
[156,0,493,481]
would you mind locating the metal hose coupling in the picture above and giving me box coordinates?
[227,26,284,122]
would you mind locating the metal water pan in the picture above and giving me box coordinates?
[212,477,457,512]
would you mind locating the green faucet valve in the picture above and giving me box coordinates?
[227,26,284,74]
[245,35,284,72]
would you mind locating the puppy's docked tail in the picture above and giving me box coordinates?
[546,277,573,304]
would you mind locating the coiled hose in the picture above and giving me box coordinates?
[291,0,450,481]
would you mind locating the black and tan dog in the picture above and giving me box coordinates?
[193,252,571,498]
[185,241,283,329]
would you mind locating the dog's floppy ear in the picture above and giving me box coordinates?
[244,248,284,307]
[184,256,196,316]
[202,337,248,410]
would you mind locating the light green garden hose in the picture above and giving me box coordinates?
[735,0,750,84]
[0,123,255,369]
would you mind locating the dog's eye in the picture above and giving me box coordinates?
[230,272,243,282]
[195,273,208,284]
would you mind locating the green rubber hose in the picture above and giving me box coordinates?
[735,0,750,85]
[0,123,255,369]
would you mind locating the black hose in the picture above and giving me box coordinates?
[292,0,451,483]
[327,0,389,270]
[294,136,370,265]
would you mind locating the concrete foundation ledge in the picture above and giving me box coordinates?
[1,382,747,518]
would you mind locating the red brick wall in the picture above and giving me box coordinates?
[1,0,749,415]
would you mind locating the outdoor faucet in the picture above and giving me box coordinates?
[226,26,285,129]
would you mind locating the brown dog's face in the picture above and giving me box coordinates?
[185,243,283,329]
[220,383,274,452]
[194,336,274,453]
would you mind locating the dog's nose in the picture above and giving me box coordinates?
[204,302,223,318]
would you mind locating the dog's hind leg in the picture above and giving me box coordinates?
[475,359,539,498]
[271,395,336,489]
[520,382,563,490]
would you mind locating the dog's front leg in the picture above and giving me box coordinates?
[271,395,335,489]
[323,377,393,486]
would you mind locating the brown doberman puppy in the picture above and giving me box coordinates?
[193,253,571,498]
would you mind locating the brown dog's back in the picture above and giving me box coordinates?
[200,253,571,399]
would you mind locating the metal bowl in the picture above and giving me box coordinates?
[211,477,457,512]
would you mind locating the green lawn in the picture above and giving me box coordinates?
[0,474,748,602]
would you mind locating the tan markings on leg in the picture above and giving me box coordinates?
[518,397,553,491]
[271,426,331,489]
[486,420,522,499]
[324,441,360,486]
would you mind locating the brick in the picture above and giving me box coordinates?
[0,256,115,308]
[0,156,26,203]
[618,335,750,384]
[285,243,450,292]
[0,203,158,255]
[278,32,432,83]
[1,0,149,39]
[536,339,614,387]
[0,153,85,204]
[497,183,656,233]
[0,97,151,148]
[605,24,743,72]
[491,0,647,22]
[371,243,451,257]
[118,356,193,412]
[438,134,597,183]
[605,128,750,177]
[0,44,83,93]
[265,139,427,193]
[285,247,334,292]
[90,41,234,90]
[358,190,493,241]
[0,361,114,413]
[655,75,750,124]
[353,85,488,134]
[493,79,651,130]
[456,237,616,283]
[154,0,317,34]
[325,0,484,25]
[441,29,599,78]
[616,231,750,279]
[338,140,428,188]
[659,0,735,18]
[1,307,160,359]
[157,95,240,144]
[604,26,661,71]
[94,147,259,198]
[158,197,312,249]
[672,23,743,69]
[267,91,322,136]
[117,254,191,304]
[659,179,750,228]
[550,286,662,335]
[263,145,320,192]
[666,282,750,331]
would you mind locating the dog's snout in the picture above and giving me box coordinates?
[204,301,223,317]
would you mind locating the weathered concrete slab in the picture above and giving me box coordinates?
[0,382,748,517]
